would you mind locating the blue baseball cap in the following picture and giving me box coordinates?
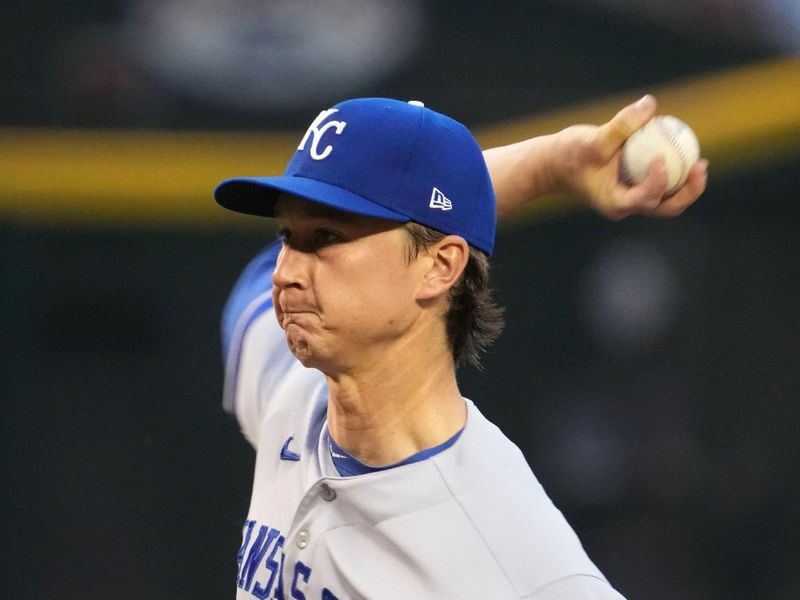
[214,98,496,255]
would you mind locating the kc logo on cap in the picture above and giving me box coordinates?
[297,109,348,161]
[214,98,497,255]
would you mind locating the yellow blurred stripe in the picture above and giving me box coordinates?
[475,57,800,221]
[1,129,297,227]
[2,57,799,227]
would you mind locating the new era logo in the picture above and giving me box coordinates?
[429,188,453,211]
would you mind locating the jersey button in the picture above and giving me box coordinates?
[319,483,337,502]
[296,530,309,549]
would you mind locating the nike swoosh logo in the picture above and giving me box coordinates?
[280,436,301,461]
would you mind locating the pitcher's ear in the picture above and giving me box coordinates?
[416,235,469,301]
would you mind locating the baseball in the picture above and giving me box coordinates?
[621,115,700,196]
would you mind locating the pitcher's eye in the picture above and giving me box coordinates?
[313,229,343,247]
[275,226,345,252]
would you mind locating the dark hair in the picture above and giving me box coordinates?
[404,222,505,369]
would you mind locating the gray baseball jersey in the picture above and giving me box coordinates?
[222,241,626,600]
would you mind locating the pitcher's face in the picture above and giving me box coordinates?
[272,195,425,374]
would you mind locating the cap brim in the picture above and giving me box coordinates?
[214,176,411,223]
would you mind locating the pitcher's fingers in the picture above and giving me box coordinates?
[650,160,709,218]
[613,155,669,217]
[597,95,657,157]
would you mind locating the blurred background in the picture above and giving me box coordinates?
[2,1,799,598]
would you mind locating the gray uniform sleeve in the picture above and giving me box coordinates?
[525,574,627,600]
[221,242,326,449]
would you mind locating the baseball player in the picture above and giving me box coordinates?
[215,96,706,599]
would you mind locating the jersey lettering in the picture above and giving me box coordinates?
[296,109,347,161]
[252,534,285,599]
[237,521,340,600]
[290,561,312,600]
[271,551,286,600]
[237,520,257,577]
[240,525,280,592]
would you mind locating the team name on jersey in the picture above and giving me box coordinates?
[237,519,340,600]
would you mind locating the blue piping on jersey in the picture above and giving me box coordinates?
[221,240,282,360]
[223,292,274,415]
[221,240,282,415]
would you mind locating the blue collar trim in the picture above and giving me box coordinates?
[328,428,464,477]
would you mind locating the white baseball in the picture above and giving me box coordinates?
[620,115,700,196]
